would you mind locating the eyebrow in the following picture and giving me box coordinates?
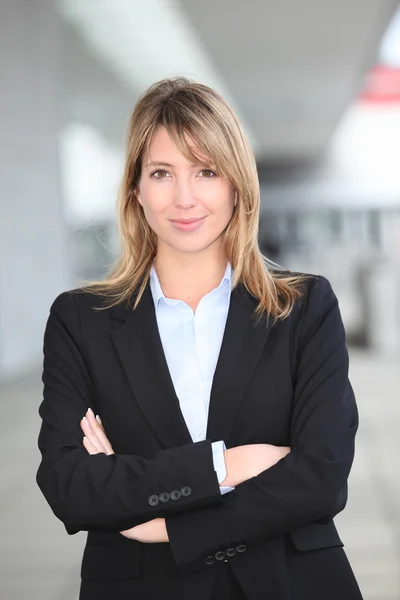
[145,161,174,169]
[145,160,216,169]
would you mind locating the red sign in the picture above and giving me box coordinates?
[359,65,400,103]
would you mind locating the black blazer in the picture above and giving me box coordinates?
[36,272,363,600]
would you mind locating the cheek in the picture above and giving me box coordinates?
[141,201,162,232]
[139,186,166,217]
[210,188,235,220]
[139,191,173,238]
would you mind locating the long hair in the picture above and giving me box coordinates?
[82,76,311,323]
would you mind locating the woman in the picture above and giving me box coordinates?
[37,77,363,600]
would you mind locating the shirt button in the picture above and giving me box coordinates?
[148,494,159,507]
[170,489,182,501]
[215,551,226,561]
[226,547,236,557]
[236,544,248,553]
[159,492,170,503]
[205,555,215,565]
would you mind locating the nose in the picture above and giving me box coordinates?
[173,177,196,209]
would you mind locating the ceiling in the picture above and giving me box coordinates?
[57,0,398,163]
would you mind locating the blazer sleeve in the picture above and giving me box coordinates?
[36,292,222,534]
[165,275,359,573]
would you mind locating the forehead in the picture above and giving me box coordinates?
[144,126,211,164]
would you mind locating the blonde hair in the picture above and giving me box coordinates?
[83,76,311,324]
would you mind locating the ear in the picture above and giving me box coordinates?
[136,187,143,207]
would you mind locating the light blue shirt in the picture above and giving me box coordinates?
[149,262,234,495]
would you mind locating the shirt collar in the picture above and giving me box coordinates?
[149,262,232,309]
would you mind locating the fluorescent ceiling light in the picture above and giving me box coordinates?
[380,6,400,66]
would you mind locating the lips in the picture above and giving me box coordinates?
[170,217,205,224]
[169,216,207,231]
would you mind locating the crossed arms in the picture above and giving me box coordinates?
[36,276,358,573]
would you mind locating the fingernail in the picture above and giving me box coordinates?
[87,408,93,415]
[82,416,87,422]
[96,415,102,424]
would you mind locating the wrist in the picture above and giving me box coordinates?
[222,448,239,487]
[221,449,228,484]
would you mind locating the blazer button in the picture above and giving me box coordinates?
[215,551,226,561]
[148,494,159,507]
[180,486,192,497]
[236,544,248,553]
[226,547,236,557]
[159,492,170,503]
[170,489,182,501]
[205,555,215,565]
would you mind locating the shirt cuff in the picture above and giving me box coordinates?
[211,440,234,495]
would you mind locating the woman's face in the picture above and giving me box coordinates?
[137,126,236,257]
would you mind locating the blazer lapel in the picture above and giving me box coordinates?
[206,285,273,443]
[110,283,192,449]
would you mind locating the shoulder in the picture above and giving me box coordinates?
[277,271,343,353]
[48,287,114,320]
[299,273,337,314]
[266,270,344,358]
[45,288,121,346]
[272,267,335,299]
[270,269,339,328]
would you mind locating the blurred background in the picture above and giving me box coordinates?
[1,0,399,598]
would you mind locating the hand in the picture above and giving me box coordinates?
[120,518,169,543]
[222,444,290,487]
[79,411,167,543]
[80,408,114,455]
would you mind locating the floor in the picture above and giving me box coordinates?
[0,349,399,599]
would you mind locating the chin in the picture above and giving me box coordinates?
[171,243,211,255]
[165,237,217,255]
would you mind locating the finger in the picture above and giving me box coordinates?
[96,414,105,430]
[95,415,114,452]
[95,414,113,443]
[81,417,105,453]
[83,435,99,455]
[81,411,114,456]
[86,409,114,455]
[81,416,107,454]
[95,414,110,438]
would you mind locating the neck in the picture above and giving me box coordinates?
[154,245,229,306]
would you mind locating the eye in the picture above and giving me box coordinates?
[150,169,169,179]
[198,169,217,178]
